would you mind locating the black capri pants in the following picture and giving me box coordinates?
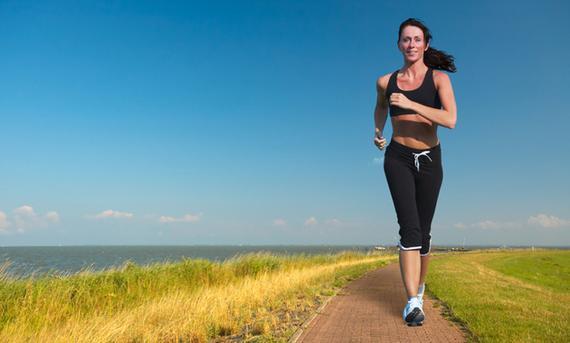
[383,139,443,256]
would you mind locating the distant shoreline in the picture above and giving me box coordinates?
[1,245,567,279]
[1,244,568,248]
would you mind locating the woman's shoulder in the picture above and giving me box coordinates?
[376,70,397,92]
[432,69,452,90]
[432,68,449,77]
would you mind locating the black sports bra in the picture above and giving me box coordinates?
[385,67,442,117]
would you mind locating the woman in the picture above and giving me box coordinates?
[373,18,457,326]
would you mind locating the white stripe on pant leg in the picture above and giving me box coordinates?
[399,241,422,250]
[420,237,432,256]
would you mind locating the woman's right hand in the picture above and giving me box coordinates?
[374,128,387,150]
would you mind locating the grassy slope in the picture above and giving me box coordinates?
[426,249,569,343]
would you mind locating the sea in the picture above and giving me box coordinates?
[0,245,564,279]
[0,245,373,278]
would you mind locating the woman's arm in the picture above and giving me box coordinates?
[374,75,389,134]
[390,71,457,129]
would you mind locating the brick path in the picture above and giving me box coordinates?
[290,260,467,342]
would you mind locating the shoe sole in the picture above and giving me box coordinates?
[404,307,424,326]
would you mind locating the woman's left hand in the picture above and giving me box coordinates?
[389,93,414,110]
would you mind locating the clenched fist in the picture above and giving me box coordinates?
[374,128,387,150]
[389,92,414,110]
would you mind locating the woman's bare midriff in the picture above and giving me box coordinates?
[391,113,439,149]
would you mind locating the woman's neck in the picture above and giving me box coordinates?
[401,60,428,77]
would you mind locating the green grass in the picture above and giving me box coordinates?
[4,247,566,342]
[483,250,570,293]
[427,249,569,342]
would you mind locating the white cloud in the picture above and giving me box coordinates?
[0,211,10,232]
[159,212,202,223]
[1,205,60,233]
[13,205,37,230]
[45,211,60,223]
[93,210,134,219]
[372,157,384,165]
[453,220,518,230]
[325,218,342,226]
[454,213,570,231]
[180,214,201,222]
[473,220,517,230]
[273,218,287,226]
[304,217,318,226]
[158,216,176,223]
[14,205,36,217]
[528,214,570,228]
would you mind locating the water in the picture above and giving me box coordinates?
[0,245,373,278]
[1,244,563,279]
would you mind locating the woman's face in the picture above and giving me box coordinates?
[398,25,429,62]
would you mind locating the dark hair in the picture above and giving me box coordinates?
[398,18,456,73]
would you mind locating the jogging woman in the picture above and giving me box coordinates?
[373,18,457,326]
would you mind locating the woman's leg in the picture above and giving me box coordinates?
[415,147,443,286]
[384,152,422,299]
[399,250,421,298]
[419,255,430,285]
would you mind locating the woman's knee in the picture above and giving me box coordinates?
[420,236,432,256]
[398,225,422,251]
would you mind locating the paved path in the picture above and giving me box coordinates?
[291,260,467,343]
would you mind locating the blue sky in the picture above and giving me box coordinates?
[1,0,569,246]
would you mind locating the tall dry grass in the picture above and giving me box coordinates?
[0,250,396,342]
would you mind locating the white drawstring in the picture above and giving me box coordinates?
[412,151,432,172]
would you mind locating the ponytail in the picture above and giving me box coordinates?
[424,47,456,72]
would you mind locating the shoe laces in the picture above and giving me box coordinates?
[408,297,421,309]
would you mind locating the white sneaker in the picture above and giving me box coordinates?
[402,297,424,326]
[418,293,424,309]
[418,284,425,309]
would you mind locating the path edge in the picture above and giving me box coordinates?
[288,259,398,343]
[287,289,335,343]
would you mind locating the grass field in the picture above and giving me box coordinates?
[426,248,569,342]
[1,248,566,342]
[0,250,397,342]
